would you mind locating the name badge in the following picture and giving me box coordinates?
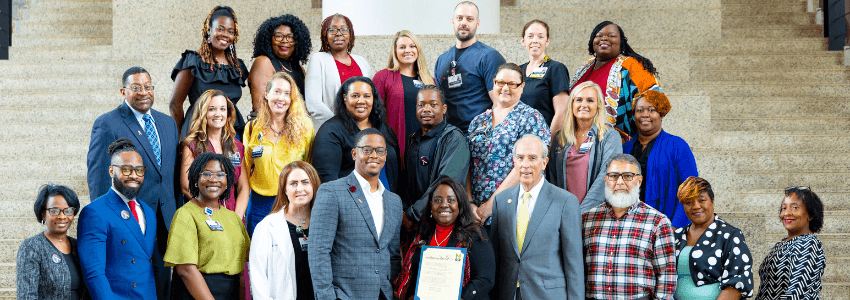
[529,67,548,79]
[448,74,462,89]
[205,220,224,231]
[251,145,264,158]
[413,79,425,88]
[298,237,309,252]
[578,132,594,154]
[229,152,241,166]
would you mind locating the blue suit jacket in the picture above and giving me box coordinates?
[86,102,178,230]
[77,189,158,300]
[308,172,402,300]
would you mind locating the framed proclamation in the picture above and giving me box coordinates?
[414,246,467,300]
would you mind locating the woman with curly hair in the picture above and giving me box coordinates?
[179,89,250,220]
[570,21,662,141]
[243,72,314,237]
[170,6,250,140]
[304,14,371,127]
[249,14,312,121]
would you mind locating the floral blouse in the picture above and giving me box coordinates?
[674,215,754,297]
[468,101,550,205]
[755,233,825,300]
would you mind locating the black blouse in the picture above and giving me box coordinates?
[519,59,570,125]
[673,215,754,297]
[268,56,306,99]
[287,221,314,300]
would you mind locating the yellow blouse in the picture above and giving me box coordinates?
[163,202,249,275]
[243,121,314,196]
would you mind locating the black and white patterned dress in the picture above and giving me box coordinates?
[755,233,825,300]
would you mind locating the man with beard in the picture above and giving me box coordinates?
[402,86,470,227]
[85,66,178,299]
[309,128,403,300]
[434,1,506,133]
[78,138,158,300]
[582,154,677,300]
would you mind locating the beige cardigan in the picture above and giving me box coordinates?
[303,52,372,128]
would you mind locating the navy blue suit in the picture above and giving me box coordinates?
[85,102,178,299]
[78,189,158,300]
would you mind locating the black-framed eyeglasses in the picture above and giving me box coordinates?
[327,28,350,35]
[356,146,387,157]
[493,80,521,89]
[46,207,76,217]
[273,33,295,42]
[125,85,155,93]
[200,171,227,181]
[605,172,640,182]
[112,165,147,176]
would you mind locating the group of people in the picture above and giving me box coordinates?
[15,1,826,300]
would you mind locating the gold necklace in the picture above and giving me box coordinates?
[432,229,453,247]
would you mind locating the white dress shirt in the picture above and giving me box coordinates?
[353,170,386,239]
[112,187,146,234]
[249,211,297,300]
[516,178,545,216]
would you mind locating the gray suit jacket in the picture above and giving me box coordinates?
[490,181,584,300]
[308,172,402,300]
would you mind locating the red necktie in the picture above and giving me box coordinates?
[128,200,141,223]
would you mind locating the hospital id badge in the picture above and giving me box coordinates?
[448,74,462,89]
[229,152,241,166]
[251,145,264,158]
[578,134,594,153]
[529,67,548,79]
[298,237,308,251]
[206,220,224,231]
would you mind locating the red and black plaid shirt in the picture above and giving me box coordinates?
[582,201,677,300]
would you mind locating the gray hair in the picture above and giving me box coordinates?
[512,134,548,158]
[604,154,641,175]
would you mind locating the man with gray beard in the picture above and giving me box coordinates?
[582,154,677,300]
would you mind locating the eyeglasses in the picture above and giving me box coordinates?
[200,171,227,181]
[430,198,457,205]
[46,207,76,217]
[126,85,155,93]
[356,146,387,157]
[493,80,521,89]
[273,33,295,42]
[112,165,147,176]
[785,186,810,194]
[327,28,350,35]
[605,172,640,182]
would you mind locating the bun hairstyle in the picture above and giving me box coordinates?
[107,137,138,157]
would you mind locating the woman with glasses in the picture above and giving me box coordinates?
[468,63,550,224]
[249,14,311,120]
[165,152,250,300]
[304,14,372,127]
[756,187,825,300]
[170,6,250,140]
[393,178,494,300]
[17,184,88,300]
[312,76,400,191]
[179,89,249,220]
[621,90,697,229]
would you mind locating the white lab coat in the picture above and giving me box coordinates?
[249,211,297,300]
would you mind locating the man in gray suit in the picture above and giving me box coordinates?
[490,134,584,300]
[309,128,403,300]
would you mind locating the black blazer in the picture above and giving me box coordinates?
[16,234,89,300]
[312,117,401,191]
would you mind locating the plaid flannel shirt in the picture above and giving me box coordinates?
[582,201,677,300]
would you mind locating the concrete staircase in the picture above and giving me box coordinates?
[693,0,850,298]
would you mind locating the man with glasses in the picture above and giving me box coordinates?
[78,138,158,300]
[309,128,402,300]
[85,66,178,299]
[582,154,677,300]
[434,1,506,133]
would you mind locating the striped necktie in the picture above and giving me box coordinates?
[142,114,161,167]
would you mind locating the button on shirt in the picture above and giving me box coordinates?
[126,100,159,139]
[112,187,146,234]
[353,171,386,239]
[516,177,544,217]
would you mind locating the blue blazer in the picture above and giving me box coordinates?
[86,102,178,230]
[77,189,157,300]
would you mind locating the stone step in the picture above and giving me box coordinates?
[728,172,850,191]
[690,54,842,70]
[26,11,112,23]
[0,61,117,77]
[721,0,805,4]
[722,26,823,39]
[709,131,850,153]
[825,257,850,282]
[698,153,850,174]
[0,108,111,125]
[0,264,14,290]
[722,3,806,15]
[691,69,850,84]
[704,84,850,97]
[0,199,92,218]
[32,0,112,12]
[710,97,850,118]
[820,283,850,300]
[0,240,24,269]
[722,12,815,27]
[0,161,87,181]
[16,23,112,37]
[7,46,114,61]
[0,124,91,141]
[0,143,89,167]
[711,117,850,132]
[0,221,75,241]
[0,180,88,204]
[693,38,827,55]
[0,92,120,108]
[0,77,114,93]
[10,36,112,48]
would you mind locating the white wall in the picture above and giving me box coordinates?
[322,0,500,35]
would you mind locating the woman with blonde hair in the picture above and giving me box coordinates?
[243,71,314,237]
[546,81,621,212]
[180,89,250,219]
[373,30,435,156]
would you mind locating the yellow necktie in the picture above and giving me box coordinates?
[517,192,531,253]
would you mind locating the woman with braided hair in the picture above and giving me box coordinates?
[170,6,250,141]
[570,21,663,142]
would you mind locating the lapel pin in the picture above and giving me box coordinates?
[349,185,357,192]
[359,199,363,204]
[121,210,131,220]
[52,254,61,263]
[138,130,142,135]
[508,199,512,203]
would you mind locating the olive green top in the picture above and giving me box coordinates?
[164,202,249,275]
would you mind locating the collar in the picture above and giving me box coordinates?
[419,120,448,138]
[124,100,152,124]
[602,199,642,218]
[520,177,545,200]
[353,170,385,195]
[111,187,136,205]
